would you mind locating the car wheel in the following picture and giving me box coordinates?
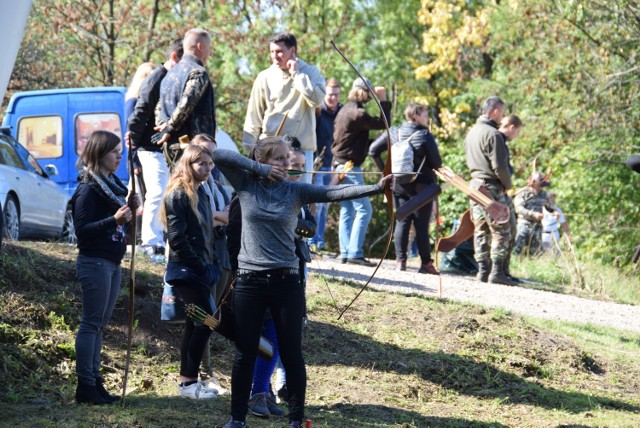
[3,195,20,241]
[60,208,76,244]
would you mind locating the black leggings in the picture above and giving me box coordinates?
[394,191,434,264]
[173,283,214,378]
[230,270,305,423]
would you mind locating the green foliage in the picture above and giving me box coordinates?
[6,0,639,266]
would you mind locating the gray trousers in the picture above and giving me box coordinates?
[75,255,121,385]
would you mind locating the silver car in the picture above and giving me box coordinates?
[0,128,74,242]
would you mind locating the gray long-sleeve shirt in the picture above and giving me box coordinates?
[211,149,383,271]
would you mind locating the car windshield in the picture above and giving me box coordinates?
[13,139,45,176]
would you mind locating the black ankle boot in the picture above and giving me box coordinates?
[76,381,110,405]
[488,260,518,286]
[96,376,120,403]
[476,259,490,283]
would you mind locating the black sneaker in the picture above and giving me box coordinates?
[222,418,247,428]
[287,421,303,428]
[347,257,376,267]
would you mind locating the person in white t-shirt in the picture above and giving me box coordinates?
[541,192,571,252]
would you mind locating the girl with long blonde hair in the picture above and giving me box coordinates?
[162,144,220,399]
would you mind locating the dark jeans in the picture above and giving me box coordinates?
[231,270,305,423]
[394,192,433,264]
[173,280,216,378]
[75,255,121,385]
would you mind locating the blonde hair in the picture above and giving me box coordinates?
[126,62,155,100]
[161,144,212,227]
[184,28,210,54]
[348,87,370,104]
[249,136,289,162]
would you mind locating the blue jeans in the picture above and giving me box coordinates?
[337,165,372,259]
[308,166,331,249]
[231,270,305,423]
[75,255,121,385]
[251,317,280,396]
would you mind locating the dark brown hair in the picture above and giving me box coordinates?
[81,130,121,179]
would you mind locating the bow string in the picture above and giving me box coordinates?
[330,40,395,320]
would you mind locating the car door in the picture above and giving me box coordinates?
[0,138,37,231]
[13,141,66,233]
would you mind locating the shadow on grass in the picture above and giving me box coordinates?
[307,403,509,427]
[305,320,639,415]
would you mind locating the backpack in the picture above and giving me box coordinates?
[391,131,421,184]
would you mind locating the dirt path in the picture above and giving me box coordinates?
[310,258,640,333]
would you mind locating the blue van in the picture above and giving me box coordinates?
[2,87,129,196]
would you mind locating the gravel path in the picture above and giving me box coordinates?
[309,258,640,333]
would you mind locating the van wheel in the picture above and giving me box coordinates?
[3,195,20,241]
[60,207,76,244]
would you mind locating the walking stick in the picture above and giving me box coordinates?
[121,136,137,405]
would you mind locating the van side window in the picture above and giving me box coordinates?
[17,116,63,159]
[75,113,123,155]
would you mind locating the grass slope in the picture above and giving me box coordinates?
[1,241,639,427]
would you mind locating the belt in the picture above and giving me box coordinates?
[236,268,299,277]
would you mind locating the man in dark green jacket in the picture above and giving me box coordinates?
[464,96,516,285]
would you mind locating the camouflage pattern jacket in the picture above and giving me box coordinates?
[514,187,555,226]
[158,54,216,145]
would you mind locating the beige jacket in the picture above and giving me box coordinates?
[242,59,325,152]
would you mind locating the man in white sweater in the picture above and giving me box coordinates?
[242,31,325,184]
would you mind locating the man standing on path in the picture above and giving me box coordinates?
[331,77,391,266]
[464,96,516,286]
[242,31,325,184]
[308,78,341,253]
[127,39,183,260]
[156,28,216,169]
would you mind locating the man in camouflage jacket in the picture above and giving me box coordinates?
[156,29,215,169]
[513,172,556,256]
[464,96,516,285]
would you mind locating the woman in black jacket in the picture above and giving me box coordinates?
[161,144,220,399]
[369,102,443,274]
[72,130,136,404]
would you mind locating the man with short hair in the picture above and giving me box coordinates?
[127,39,183,259]
[464,96,516,285]
[308,78,341,252]
[156,28,216,169]
[242,31,325,184]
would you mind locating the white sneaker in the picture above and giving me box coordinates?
[178,382,217,399]
[200,379,230,396]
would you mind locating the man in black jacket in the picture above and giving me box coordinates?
[127,39,183,259]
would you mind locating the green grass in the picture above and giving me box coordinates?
[511,238,640,305]
[1,241,639,427]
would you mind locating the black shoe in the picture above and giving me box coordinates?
[76,381,110,405]
[222,417,247,428]
[95,376,120,403]
[287,421,303,428]
[340,258,347,264]
[347,257,376,267]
